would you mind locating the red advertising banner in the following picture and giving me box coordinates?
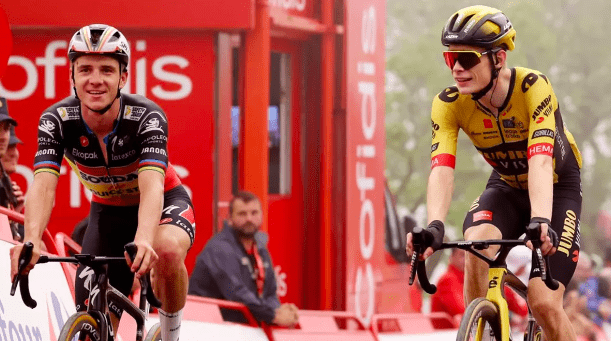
[344,0,386,326]
[269,0,315,19]
[0,29,215,273]
[2,0,254,30]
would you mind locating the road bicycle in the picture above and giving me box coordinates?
[408,222,559,341]
[11,241,163,341]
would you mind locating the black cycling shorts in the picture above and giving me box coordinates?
[463,171,581,287]
[74,185,195,316]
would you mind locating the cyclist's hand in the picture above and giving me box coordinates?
[125,238,159,279]
[9,241,41,282]
[406,232,434,260]
[526,222,558,256]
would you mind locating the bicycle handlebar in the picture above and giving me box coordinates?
[408,222,559,294]
[10,241,163,309]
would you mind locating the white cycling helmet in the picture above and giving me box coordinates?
[68,24,130,69]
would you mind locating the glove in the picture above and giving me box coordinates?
[530,217,559,248]
[424,220,445,251]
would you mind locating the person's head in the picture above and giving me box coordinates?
[0,97,16,158]
[228,191,262,239]
[1,125,21,174]
[441,6,516,97]
[68,24,130,115]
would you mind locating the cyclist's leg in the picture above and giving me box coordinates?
[74,202,139,334]
[527,177,581,341]
[152,185,195,341]
[463,173,529,304]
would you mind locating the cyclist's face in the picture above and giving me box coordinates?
[230,199,262,238]
[447,45,494,95]
[72,55,127,112]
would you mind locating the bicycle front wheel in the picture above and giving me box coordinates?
[144,322,161,341]
[456,298,502,341]
[58,312,102,341]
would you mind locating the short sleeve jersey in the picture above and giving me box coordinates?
[430,67,582,189]
[33,93,181,206]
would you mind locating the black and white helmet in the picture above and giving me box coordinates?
[68,24,130,69]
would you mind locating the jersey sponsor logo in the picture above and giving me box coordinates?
[89,186,140,197]
[160,217,173,224]
[536,117,545,124]
[38,136,60,146]
[80,136,89,147]
[527,143,553,158]
[483,119,493,128]
[521,73,539,93]
[502,118,515,128]
[143,134,168,144]
[469,196,480,212]
[111,135,130,153]
[39,119,56,138]
[35,149,57,157]
[112,150,136,161]
[532,129,554,139]
[140,113,166,134]
[473,210,493,222]
[431,153,455,169]
[57,106,80,121]
[431,120,439,139]
[438,86,459,103]
[72,148,99,160]
[124,105,147,121]
[431,142,439,153]
[79,171,138,184]
[531,95,552,121]
[557,210,578,257]
[141,147,167,156]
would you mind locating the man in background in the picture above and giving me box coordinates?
[189,191,299,327]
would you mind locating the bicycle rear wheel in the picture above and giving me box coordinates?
[456,298,502,341]
[58,312,102,341]
[144,322,161,341]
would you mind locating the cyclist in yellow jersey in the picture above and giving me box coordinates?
[406,6,581,340]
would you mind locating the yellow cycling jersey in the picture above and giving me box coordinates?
[430,67,582,189]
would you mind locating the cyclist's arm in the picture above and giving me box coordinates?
[132,169,164,277]
[427,166,454,223]
[10,172,58,280]
[527,154,553,221]
[23,172,58,244]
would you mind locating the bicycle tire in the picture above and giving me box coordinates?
[456,298,502,341]
[58,312,102,341]
[144,322,162,341]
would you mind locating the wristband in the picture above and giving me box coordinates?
[530,217,551,226]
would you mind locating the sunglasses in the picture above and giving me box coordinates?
[443,49,497,70]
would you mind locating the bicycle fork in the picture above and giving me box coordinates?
[481,267,511,341]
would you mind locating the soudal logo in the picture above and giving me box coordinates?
[532,129,555,139]
[79,171,138,184]
[72,148,98,160]
[39,119,56,138]
[531,95,552,121]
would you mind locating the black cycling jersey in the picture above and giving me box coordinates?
[33,93,181,206]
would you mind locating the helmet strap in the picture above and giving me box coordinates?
[471,54,500,101]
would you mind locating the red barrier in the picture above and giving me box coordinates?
[370,312,458,340]
[268,310,376,341]
[0,206,59,254]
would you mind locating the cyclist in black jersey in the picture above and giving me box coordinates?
[405,6,581,340]
[9,24,194,341]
